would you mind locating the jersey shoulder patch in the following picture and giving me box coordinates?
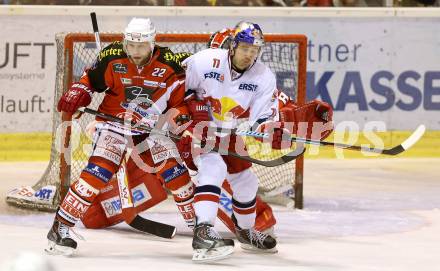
[192,48,227,69]
[156,46,190,75]
[96,41,127,63]
[88,42,127,92]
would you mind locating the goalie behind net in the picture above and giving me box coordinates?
[6,32,307,211]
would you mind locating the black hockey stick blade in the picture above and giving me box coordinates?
[128,215,176,239]
[380,124,426,155]
[257,146,305,166]
[212,145,305,167]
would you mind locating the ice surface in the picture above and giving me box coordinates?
[0,159,439,271]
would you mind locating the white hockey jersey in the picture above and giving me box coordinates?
[183,48,279,129]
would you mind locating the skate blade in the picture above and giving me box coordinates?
[192,246,234,263]
[45,240,75,256]
[240,243,278,254]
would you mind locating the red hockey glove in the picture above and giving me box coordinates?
[315,100,332,122]
[57,83,92,113]
[176,123,214,162]
[256,121,293,150]
[187,99,211,123]
[176,129,195,161]
[280,100,333,140]
[177,99,211,158]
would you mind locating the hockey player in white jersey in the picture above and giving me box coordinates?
[178,22,286,262]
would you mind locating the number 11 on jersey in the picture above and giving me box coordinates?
[213,58,220,68]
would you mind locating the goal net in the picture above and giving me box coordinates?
[6,32,307,212]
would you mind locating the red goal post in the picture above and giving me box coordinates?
[6,32,307,211]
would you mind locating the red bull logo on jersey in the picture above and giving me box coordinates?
[209,96,246,121]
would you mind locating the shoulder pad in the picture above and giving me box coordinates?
[88,42,127,92]
[156,46,191,73]
[97,41,126,62]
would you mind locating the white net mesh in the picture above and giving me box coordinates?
[6,32,306,211]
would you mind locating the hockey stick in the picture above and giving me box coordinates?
[90,12,102,51]
[116,154,176,239]
[77,107,305,167]
[214,124,426,156]
[88,13,175,238]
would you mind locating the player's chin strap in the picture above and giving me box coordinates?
[77,107,305,167]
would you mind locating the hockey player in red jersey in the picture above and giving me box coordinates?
[79,29,280,237]
[45,18,197,256]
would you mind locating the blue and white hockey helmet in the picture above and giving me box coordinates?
[231,21,265,49]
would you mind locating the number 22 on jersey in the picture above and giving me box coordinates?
[152,68,166,77]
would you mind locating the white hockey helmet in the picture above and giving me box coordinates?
[123,17,156,51]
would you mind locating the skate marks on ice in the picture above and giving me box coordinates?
[0,207,425,247]
[1,160,440,270]
[0,209,343,270]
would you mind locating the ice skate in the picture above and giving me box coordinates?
[233,216,277,253]
[192,223,234,262]
[45,219,77,256]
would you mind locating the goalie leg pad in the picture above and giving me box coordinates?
[217,180,276,234]
[82,164,168,229]
[81,176,123,229]
[217,181,236,233]
[254,197,276,233]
